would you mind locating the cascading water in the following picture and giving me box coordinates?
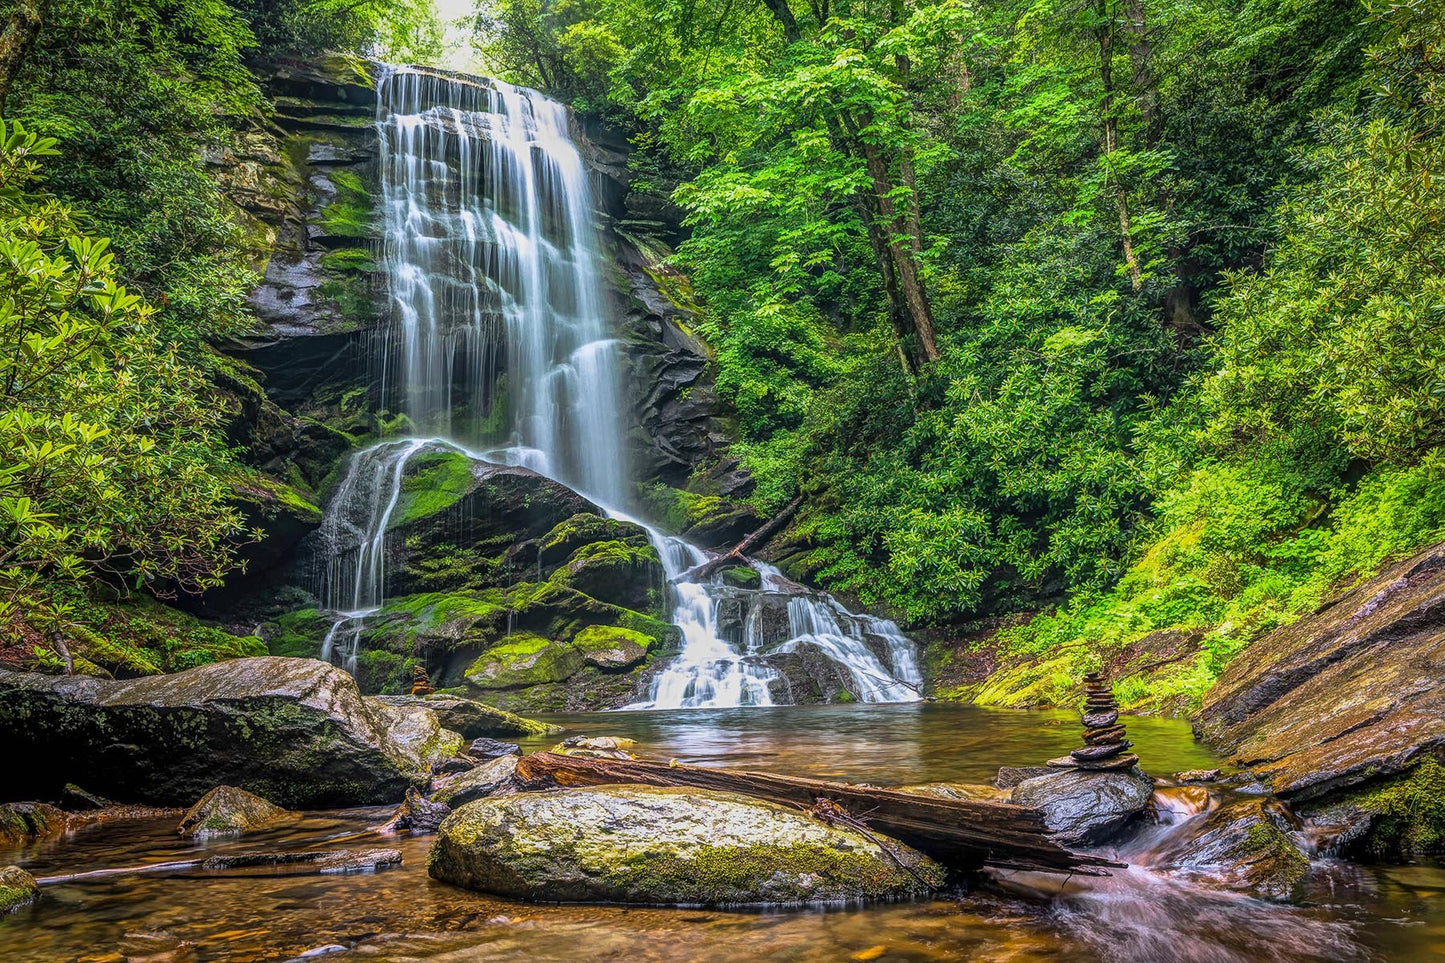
[311,64,922,708]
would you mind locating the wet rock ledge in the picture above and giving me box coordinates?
[0,656,463,808]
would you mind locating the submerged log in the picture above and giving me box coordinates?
[514,753,1123,876]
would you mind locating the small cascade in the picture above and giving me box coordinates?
[313,438,429,672]
[635,531,779,709]
[635,556,922,709]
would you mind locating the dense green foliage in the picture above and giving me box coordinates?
[0,0,434,662]
[480,0,1445,699]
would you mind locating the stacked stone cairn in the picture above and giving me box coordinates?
[1047,672,1139,771]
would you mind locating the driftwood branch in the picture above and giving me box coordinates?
[676,495,803,583]
[514,753,1122,876]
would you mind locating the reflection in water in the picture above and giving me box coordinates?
[0,704,1441,962]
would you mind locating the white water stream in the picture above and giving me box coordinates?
[312,65,920,708]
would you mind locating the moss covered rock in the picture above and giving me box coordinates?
[428,786,944,906]
[548,539,662,613]
[0,866,39,913]
[1303,756,1445,858]
[720,565,761,589]
[0,657,463,807]
[572,625,653,670]
[1152,797,1311,901]
[464,634,585,690]
[0,802,67,846]
[177,786,299,838]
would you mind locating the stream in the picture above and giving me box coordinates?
[3,703,1443,962]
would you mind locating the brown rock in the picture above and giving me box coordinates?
[1084,725,1128,744]
[1082,710,1120,728]
[1071,742,1132,761]
[1074,753,1140,772]
[1196,541,1445,801]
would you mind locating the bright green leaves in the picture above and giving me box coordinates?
[0,121,248,641]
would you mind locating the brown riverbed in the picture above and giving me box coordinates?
[3,703,1443,962]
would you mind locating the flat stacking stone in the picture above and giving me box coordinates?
[1074,753,1139,772]
[1082,710,1119,728]
[1046,755,1081,769]
[1071,742,1132,761]
[1083,725,1128,744]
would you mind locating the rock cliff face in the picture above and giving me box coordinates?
[1194,539,1445,854]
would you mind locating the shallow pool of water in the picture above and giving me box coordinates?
[2,703,1442,962]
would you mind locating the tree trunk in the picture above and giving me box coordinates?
[677,495,803,582]
[859,139,941,366]
[760,0,801,43]
[1098,0,1143,292]
[0,0,44,114]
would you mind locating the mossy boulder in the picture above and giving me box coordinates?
[572,625,653,670]
[428,786,944,906]
[177,786,299,838]
[464,634,585,690]
[1302,756,1445,858]
[0,802,67,846]
[0,657,463,807]
[548,539,662,614]
[536,514,650,569]
[1152,797,1311,901]
[384,456,600,596]
[0,866,39,912]
[720,565,761,590]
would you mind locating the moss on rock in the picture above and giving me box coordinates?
[0,866,39,913]
[571,624,653,670]
[428,785,944,906]
[464,634,585,690]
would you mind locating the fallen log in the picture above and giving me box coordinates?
[514,752,1123,876]
[676,495,802,584]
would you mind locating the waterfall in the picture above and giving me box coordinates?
[309,64,921,708]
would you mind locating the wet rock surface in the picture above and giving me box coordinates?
[429,756,520,808]
[1195,541,1445,806]
[1149,796,1312,901]
[428,785,944,906]
[0,865,39,912]
[0,657,462,807]
[1011,769,1154,845]
[374,695,559,738]
[177,786,299,838]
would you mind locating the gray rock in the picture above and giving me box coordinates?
[428,786,945,906]
[430,755,519,807]
[1011,768,1153,844]
[0,657,463,807]
[0,866,39,912]
[995,766,1053,789]
[466,738,522,759]
[177,786,298,838]
[1150,797,1311,900]
[375,695,561,737]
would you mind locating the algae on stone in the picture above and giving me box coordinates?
[428,785,944,906]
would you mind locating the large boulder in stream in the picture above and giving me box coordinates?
[428,785,944,906]
[0,657,463,807]
[1010,768,1154,845]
